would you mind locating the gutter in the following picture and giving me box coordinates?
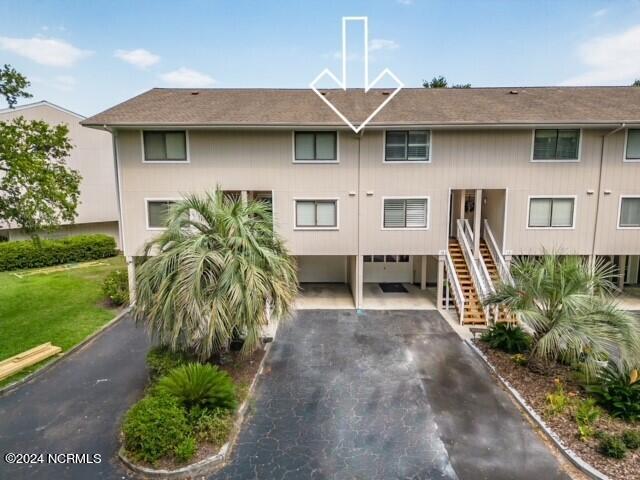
[591,123,626,262]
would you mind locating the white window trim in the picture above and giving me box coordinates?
[530,128,582,163]
[623,128,640,163]
[382,129,432,164]
[617,195,640,229]
[145,197,182,231]
[292,131,340,164]
[380,196,430,230]
[526,195,577,230]
[141,130,191,164]
[292,197,339,230]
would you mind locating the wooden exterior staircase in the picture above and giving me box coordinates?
[448,238,486,325]
[480,239,514,323]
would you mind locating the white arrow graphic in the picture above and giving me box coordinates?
[310,16,404,133]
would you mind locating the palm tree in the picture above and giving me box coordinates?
[484,254,640,379]
[133,190,298,360]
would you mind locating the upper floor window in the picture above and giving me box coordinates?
[625,129,640,161]
[295,200,337,228]
[383,198,428,229]
[528,197,575,228]
[147,200,177,229]
[384,130,430,162]
[294,132,337,162]
[619,197,640,228]
[143,131,187,162]
[532,129,580,161]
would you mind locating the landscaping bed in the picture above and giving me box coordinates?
[120,346,266,474]
[475,340,639,480]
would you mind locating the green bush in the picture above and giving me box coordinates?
[122,392,191,464]
[193,408,234,447]
[481,323,531,354]
[146,347,192,382]
[598,434,627,459]
[102,269,129,305]
[173,436,197,463]
[622,430,640,450]
[575,398,601,440]
[585,364,640,422]
[546,381,571,416]
[0,234,117,271]
[157,363,237,411]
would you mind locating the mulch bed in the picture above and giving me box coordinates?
[474,340,639,480]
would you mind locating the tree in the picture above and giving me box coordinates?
[484,254,640,379]
[0,64,32,108]
[633,79,640,87]
[0,117,81,233]
[422,76,471,88]
[133,190,299,360]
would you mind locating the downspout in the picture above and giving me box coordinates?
[103,125,125,253]
[591,123,626,263]
[356,129,364,310]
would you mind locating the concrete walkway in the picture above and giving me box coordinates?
[213,310,570,480]
[0,314,149,480]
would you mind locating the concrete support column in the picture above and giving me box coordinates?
[437,255,445,309]
[241,190,248,205]
[473,189,482,259]
[420,255,427,290]
[126,256,136,305]
[619,255,627,290]
[356,254,364,309]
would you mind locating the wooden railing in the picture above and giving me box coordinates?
[483,219,514,286]
[443,249,466,324]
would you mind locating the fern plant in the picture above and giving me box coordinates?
[156,363,237,411]
[480,323,531,354]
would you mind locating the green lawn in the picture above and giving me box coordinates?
[0,256,126,386]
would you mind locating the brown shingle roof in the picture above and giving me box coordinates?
[81,87,640,127]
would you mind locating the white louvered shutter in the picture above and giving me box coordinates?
[405,199,427,227]
[384,199,405,228]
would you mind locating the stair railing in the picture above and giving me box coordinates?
[482,219,514,286]
[443,250,465,324]
[457,219,495,322]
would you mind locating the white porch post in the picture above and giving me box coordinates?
[473,189,482,259]
[241,190,248,205]
[126,256,136,305]
[420,255,427,290]
[437,255,445,309]
[356,254,364,309]
[619,255,627,290]
[457,189,465,239]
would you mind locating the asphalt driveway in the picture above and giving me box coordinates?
[214,310,570,480]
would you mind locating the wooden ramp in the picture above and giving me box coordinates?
[0,343,62,381]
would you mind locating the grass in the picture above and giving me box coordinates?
[0,256,126,386]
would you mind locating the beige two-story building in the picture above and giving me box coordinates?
[0,101,119,243]
[82,87,640,322]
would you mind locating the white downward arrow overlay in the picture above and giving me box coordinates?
[310,16,404,134]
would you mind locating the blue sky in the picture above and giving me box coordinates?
[1,0,640,116]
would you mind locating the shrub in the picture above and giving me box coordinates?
[546,381,571,416]
[598,434,627,459]
[193,408,234,447]
[122,392,191,464]
[481,323,531,354]
[511,353,528,366]
[575,398,601,440]
[585,364,640,421]
[157,363,237,411]
[622,430,640,450]
[173,436,197,463]
[102,269,129,305]
[146,347,192,382]
[0,234,117,271]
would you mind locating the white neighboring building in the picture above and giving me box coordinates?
[0,101,119,245]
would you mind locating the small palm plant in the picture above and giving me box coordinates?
[133,189,298,359]
[156,363,237,411]
[484,254,640,379]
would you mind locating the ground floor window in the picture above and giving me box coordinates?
[619,197,640,228]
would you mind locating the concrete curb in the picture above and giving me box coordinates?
[465,339,610,480]
[0,306,131,397]
[119,340,273,479]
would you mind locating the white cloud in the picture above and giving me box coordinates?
[0,36,92,67]
[51,75,76,91]
[159,67,215,87]
[369,38,399,52]
[592,8,608,17]
[562,25,640,85]
[115,48,160,69]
